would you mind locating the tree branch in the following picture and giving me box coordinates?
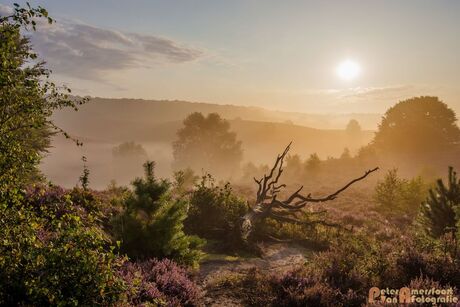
[278,167,379,206]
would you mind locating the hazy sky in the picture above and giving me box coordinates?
[1,0,460,114]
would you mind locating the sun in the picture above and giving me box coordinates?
[336,59,361,81]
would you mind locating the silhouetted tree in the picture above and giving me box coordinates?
[112,142,148,183]
[340,148,352,160]
[112,141,147,159]
[305,153,321,174]
[346,119,361,136]
[173,112,243,177]
[373,96,460,155]
[285,154,303,180]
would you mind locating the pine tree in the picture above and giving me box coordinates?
[114,161,204,267]
[420,167,460,238]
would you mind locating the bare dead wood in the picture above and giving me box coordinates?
[239,142,378,243]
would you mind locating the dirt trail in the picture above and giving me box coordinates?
[199,243,311,306]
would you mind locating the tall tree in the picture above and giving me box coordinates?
[372,96,460,155]
[0,6,125,305]
[346,119,361,136]
[0,4,85,194]
[173,112,243,177]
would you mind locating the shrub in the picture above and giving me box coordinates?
[112,161,204,267]
[173,168,199,196]
[272,268,350,307]
[420,166,460,238]
[0,188,125,305]
[25,185,104,223]
[388,234,460,288]
[374,169,427,220]
[407,275,442,290]
[118,258,202,306]
[308,236,383,300]
[304,153,321,175]
[236,268,275,306]
[211,231,459,306]
[112,141,147,159]
[185,174,247,250]
[229,266,360,307]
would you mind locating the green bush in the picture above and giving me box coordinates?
[173,168,199,196]
[185,174,247,250]
[374,169,427,220]
[0,188,125,306]
[420,166,460,238]
[112,161,204,267]
[0,4,86,191]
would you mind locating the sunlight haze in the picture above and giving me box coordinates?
[1,0,459,113]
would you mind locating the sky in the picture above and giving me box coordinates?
[1,0,460,114]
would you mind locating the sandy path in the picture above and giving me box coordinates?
[199,243,311,306]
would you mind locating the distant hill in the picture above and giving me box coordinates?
[53,97,375,159]
[55,97,381,131]
[44,97,376,188]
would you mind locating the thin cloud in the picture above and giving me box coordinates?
[340,85,416,100]
[0,4,13,15]
[26,18,203,79]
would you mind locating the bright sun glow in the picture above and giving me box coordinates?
[336,60,361,81]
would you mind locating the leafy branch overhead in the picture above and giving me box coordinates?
[0,2,86,189]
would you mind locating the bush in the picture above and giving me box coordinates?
[25,185,104,223]
[304,153,321,175]
[185,174,247,250]
[388,234,460,288]
[374,169,427,221]
[227,266,360,307]
[420,166,460,238]
[307,236,385,302]
[112,141,147,159]
[0,187,125,306]
[118,258,202,306]
[271,268,351,307]
[173,168,199,196]
[112,161,204,267]
[269,233,458,306]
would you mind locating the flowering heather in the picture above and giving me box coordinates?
[24,184,106,225]
[272,267,359,306]
[118,258,202,306]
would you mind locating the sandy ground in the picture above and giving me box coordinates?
[199,243,311,306]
